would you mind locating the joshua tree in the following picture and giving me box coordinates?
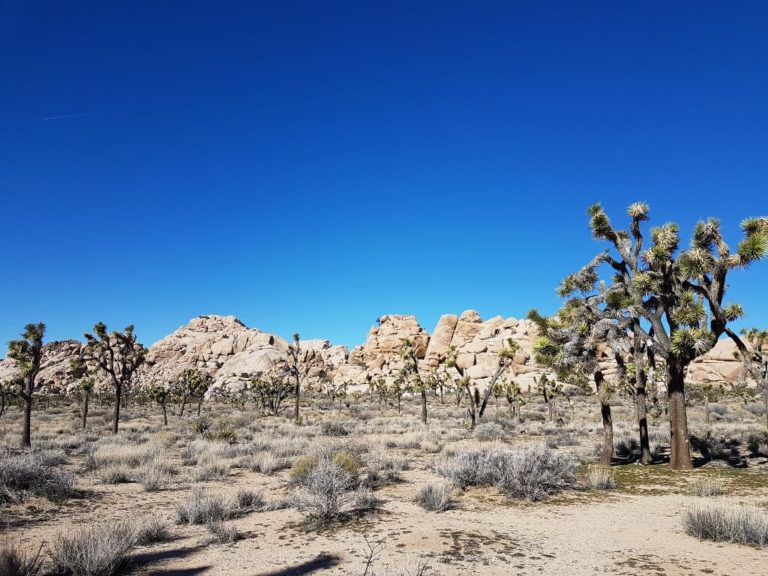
[82,323,146,434]
[444,345,479,427]
[249,372,294,416]
[476,338,520,420]
[148,383,171,425]
[78,377,95,430]
[442,340,520,426]
[7,322,46,447]
[530,299,631,465]
[572,203,766,469]
[740,327,768,430]
[287,333,302,424]
[399,338,430,423]
[176,369,210,416]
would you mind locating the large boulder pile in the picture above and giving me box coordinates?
[0,313,760,398]
[0,339,83,395]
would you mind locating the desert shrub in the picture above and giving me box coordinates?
[233,489,264,513]
[175,491,230,525]
[246,452,289,475]
[363,451,406,487]
[136,463,172,492]
[585,465,615,490]
[321,421,349,437]
[415,483,454,512]
[437,445,577,501]
[193,461,230,482]
[204,426,237,444]
[206,521,240,543]
[0,543,44,576]
[473,422,504,441]
[290,458,374,525]
[545,434,579,449]
[49,522,137,576]
[99,464,132,484]
[134,517,171,545]
[688,476,726,497]
[0,451,75,504]
[419,440,443,454]
[290,456,319,484]
[683,502,768,546]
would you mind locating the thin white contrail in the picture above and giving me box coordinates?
[36,112,90,121]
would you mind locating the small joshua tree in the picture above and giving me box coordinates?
[399,338,429,423]
[741,327,768,430]
[176,369,210,417]
[444,345,477,427]
[148,383,171,426]
[81,323,146,434]
[249,371,294,416]
[476,338,520,421]
[7,322,46,447]
[287,333,302,424]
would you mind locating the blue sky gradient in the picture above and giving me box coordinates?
[1,1,766,348]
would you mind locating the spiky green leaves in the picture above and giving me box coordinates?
[722,303,744,322]
[7,322,46,379]
[671,291,706,328]
[627,201,650,222]
[587,203,618,243]
[671,327,715,359]
[736,229,768,267]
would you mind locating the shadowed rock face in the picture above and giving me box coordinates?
[0,313,756,396]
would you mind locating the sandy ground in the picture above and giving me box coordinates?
[2,400,767,575]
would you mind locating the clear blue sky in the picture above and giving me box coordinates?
[1,1,766,350]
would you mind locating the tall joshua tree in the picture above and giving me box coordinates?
[82,323,146,434]
[287,333,302,424]
[740,327,768,430]
[7,322,46,447]
[477,338,520,421]
[577,203,766,470]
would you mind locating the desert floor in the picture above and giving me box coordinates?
[2,394,767,575]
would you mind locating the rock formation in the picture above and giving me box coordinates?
[0,312,758,397]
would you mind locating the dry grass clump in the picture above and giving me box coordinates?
[0,450,75,504]
[688,476,726,497]
[585,465,615,490]
[683,502,768,547]
[175,490,230,525]
[49,521,137,576]
[133,517,172,546]
[0,542,44,576]
[206,521,240,543]
[242,452,290,475]
[414,483,454,512]
[437,444,577,501]
[192,460,230,482]
[472,422,504,441]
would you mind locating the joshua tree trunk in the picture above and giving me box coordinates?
[113,383,122,435]
[294,376,300,424]
[634,365,653,464]
[594,371,613,466]
[465,384,477,428]
[22,394,32,447]
[82,392,90,430]
[179,396,187,417]
[420,390,427,424]
[668,361,693,470]
[197,399,202,416]
[162,401,168,426]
